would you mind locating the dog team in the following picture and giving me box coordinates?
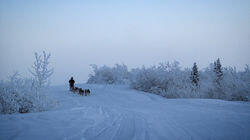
[69,77,91,96]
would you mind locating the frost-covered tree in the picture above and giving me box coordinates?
[240,65,250,85]
[0,52,55,114]
[211,58,225,99]
[190,62,199,87]
[29,51,53,89]
[87,64,129,84]
[130,61,193,98]
[213,58,223,86]
[86,60,250,101]
[0,72,56,114]
[220,67,249,101]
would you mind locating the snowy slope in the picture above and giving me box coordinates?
[1,84,250,140]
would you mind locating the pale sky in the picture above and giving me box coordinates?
[0,0,250,85]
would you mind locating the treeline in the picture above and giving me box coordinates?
[87,59,250,101]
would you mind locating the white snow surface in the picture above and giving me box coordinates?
[1,84,250,140]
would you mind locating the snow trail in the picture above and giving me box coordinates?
[1,84,250,140]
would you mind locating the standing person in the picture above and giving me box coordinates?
[69,77,75,91]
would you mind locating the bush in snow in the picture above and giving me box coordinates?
[0,51,56,114]
[130,62,195,98]
[87,64,129,84]
[200,60,225,99]
[222,66,249,101]
[0,73,56,114]
[199,60,249,101]
[87,60,250,101]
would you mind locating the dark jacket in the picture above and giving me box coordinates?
[69,78,75,87]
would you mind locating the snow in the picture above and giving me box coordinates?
[1,84,250,140]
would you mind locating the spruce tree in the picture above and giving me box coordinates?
[213,58,223,86]
[190,62,199,87]
[213,58,225,99]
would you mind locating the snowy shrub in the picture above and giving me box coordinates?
[87,60,250,101]
[239,65,250,100]
[199,63,224,99]
[222,67,249,101]
[130,60,250,101]
[0,73,56,114]
[199,62,250,101]
[0,51,56,114]
[87,64,129,84]
[130,62,195,98]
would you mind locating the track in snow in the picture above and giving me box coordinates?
[1,84,250,140]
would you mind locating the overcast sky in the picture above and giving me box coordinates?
[0,0,249,85]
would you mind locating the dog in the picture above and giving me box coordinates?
[84,89,90,96]
[78,88,84,96]
[72,87,79,93]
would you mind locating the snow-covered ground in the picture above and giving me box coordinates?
[1,84,250,140]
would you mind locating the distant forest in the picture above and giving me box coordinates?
[87,59,250,101]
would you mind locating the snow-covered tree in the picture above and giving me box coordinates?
[86,60,250,101]
[190,62,199,87]
[0,52,55,114]
[221,67,249,101]
[240,65,250,85]
[87,64,129,84]
[212,58,225,99]
[130,61,193,98]
[29,51,53,89]
[0,72,56,114]
[213,58,223,86]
